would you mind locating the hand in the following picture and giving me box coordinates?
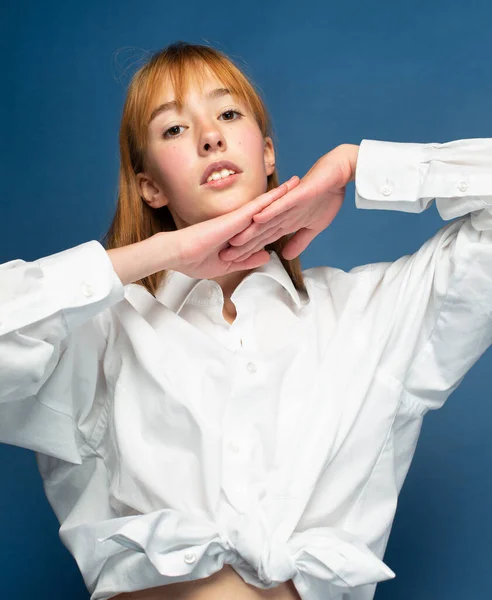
[218,144,359,262]
[164,176,301,280]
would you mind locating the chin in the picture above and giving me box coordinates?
[207,193,253,214]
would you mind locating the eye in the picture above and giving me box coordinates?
[220,109,243,121]
[163,125,185,139]
[162,109,244,139]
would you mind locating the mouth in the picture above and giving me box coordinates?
[202,172,240,189]
[201,160,243,185]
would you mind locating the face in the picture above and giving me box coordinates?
[136,69,276,229]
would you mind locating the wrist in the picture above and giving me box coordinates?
[107,232,176,286]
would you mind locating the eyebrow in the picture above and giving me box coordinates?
[148,87,234,125]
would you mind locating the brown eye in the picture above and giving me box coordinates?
[220,110,242,121]
[163,125,184,138]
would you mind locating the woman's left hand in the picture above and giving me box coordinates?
[219,144,359,262]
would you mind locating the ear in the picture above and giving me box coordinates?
[263,136,276,176]
[136,172,170,209]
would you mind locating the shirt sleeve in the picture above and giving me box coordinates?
[354,138,492,414]
[0,240,125,463]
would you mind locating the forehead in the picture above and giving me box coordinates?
[157,66,225,101]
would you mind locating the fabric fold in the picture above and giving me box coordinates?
[96,509,395,599]
[289,527,395,588]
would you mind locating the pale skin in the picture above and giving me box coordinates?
[136,68,359,323]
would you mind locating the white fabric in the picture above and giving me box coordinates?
[1,137,491,600]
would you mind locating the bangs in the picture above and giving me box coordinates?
[144,54,258,129]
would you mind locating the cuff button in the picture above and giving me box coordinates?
[184,552,197,564]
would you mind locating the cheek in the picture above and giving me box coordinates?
[239,129,265,161]
[154,146,191,188]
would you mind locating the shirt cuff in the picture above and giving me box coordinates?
[0,240,125,335]
[355,138,492,218]
[354,139,430,213]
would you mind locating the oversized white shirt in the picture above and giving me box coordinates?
[1,138,491,600]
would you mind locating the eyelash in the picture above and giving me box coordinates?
[162,109,244,139]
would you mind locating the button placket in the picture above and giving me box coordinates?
[221,348,266,509]
[222,435,249,509]
[228,327,244,352]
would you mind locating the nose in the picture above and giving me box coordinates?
[199,122,226,154]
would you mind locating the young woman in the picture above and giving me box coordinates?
[1,41,491,600]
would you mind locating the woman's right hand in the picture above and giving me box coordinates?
[162,176,300,280]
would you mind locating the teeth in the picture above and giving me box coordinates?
[206,168,236,183]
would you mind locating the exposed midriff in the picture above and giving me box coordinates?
[111,564,301,600]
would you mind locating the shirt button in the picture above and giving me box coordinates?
[81,282,93,297]
[184,552,197,564]
[458,180,469,192]
[381,185,392,196]
[247,362,257,374]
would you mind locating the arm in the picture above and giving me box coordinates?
[354,138,492,226]
[107,232,177,286]
[353,138,492,413]
[0,234,170,462]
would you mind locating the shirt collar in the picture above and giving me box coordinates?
[156,250,302,315]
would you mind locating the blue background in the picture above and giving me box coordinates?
[3,0,492,598]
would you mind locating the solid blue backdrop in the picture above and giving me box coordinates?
[3,0,492,598]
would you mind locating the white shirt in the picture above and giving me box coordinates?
[1,137,491,600]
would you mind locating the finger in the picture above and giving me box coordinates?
[250,176,300,215]
[228,212,284,247]
[231,227,285,263]
[231,226,284,263]
[221,222,282,261]
[227,220,269,248]
[229,248,271,270]
[229,207,297,247]
[253,186,302,224]
[281,228,318,260]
